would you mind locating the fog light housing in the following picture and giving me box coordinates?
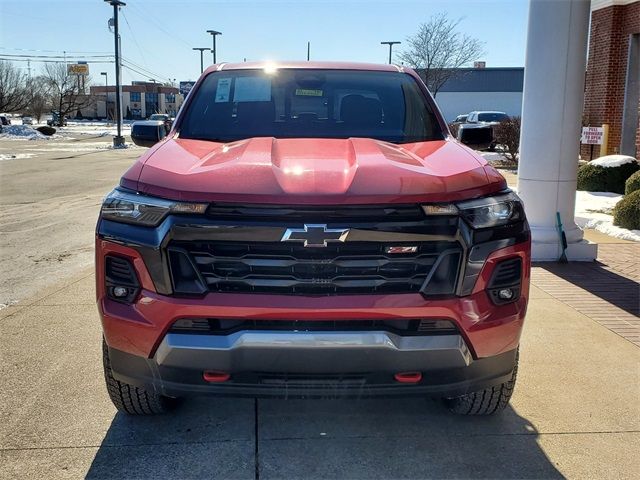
[112,286,129,298]
[498,288,514,300]
[486,257,522,305]
[105,255,140,304]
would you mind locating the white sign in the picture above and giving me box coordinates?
[215,78,232,103]
[581,126,604,145]
[233,77,271,102]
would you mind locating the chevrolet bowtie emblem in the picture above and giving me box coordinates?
[281,224,349,247]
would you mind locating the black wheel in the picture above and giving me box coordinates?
[444,351,518,415]
[102,339,175,415]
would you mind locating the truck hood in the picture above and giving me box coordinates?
[128,137,506,204]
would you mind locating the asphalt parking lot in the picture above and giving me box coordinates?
[1,134,639,479]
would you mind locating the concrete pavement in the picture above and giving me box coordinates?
[0,269,638,479]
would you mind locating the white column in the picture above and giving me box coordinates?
[517,0,597,261]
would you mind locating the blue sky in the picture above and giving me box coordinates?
[0,0,529,85]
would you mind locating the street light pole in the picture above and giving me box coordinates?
[206,30,222,63]
[105,0,126,147]
[380,41,401,64]
[193,47,209,74]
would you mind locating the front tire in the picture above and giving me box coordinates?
[102,339,175,415]
[444,351,518,415]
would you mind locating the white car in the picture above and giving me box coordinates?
[22,116,34,125]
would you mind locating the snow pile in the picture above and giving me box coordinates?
[574,190,640,242]
[0,125,52,140]
[590,154,637,168]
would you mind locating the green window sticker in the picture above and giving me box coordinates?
[295,88,323,97]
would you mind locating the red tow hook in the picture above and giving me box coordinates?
[203,371,231,383]
[394,372,422,384]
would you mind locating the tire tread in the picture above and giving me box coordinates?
[446,351,519,416]
[102,339,170,415]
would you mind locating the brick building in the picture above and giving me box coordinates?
[88,81,184,120]
[582,0,639,158]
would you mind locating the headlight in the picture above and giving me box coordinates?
[100,188,208,227]
[456,191,523,229]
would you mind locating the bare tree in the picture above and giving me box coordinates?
[494,116,521,163]
[398,13,484,96]
[41,63,95,125]
[26,76,51,123]
[0,60,30,113]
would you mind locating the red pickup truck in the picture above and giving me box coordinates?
[97,62,530,415]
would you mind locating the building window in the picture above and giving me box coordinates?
[165,93,175,103]
[130,92,141,102]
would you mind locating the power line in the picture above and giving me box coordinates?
[127,2,192,48]
[121,61,170,84]
[121,10,149,69]
[0,53,113,59]
[0,57,114,64]
[0,47,112,54]
[121,58,171,83]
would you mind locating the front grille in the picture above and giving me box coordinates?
[169,318,458,336]
[169,240,462,296]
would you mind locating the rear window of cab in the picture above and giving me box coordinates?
[178,69,444,144]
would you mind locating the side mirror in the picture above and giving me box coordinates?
[458,125,493,150]
[130,124,166,147]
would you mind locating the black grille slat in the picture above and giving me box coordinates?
[207,203,427,222]
[105,256,138,286]
[171,240,460,296]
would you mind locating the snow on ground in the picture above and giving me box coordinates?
[575,190,640,242]
[0,153,36,161]
[55,120,132,137]
[480,151,508,162]
[19,141,143,153]
[1,120,133,140]
[590,154,637,168]
[0,125,53,140]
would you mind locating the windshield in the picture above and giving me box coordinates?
[478,112,508,122]
[178,69,443,144]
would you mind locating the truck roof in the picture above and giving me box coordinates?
[203,61,406,74]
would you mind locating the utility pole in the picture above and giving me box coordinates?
[207,30,222,63]
[307,41,310,61]
[105,0,126,147]
[193,47,209,74]
[380,41,401,64]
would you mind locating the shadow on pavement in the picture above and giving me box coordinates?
[536,261,639,316]
[86,396,562,479]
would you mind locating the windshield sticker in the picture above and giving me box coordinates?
[295,88,323,97]
[215,78,232,102]
[233,77,271,102]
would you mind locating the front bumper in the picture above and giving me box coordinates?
[96,205,530,398]
[107,332,517,398]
